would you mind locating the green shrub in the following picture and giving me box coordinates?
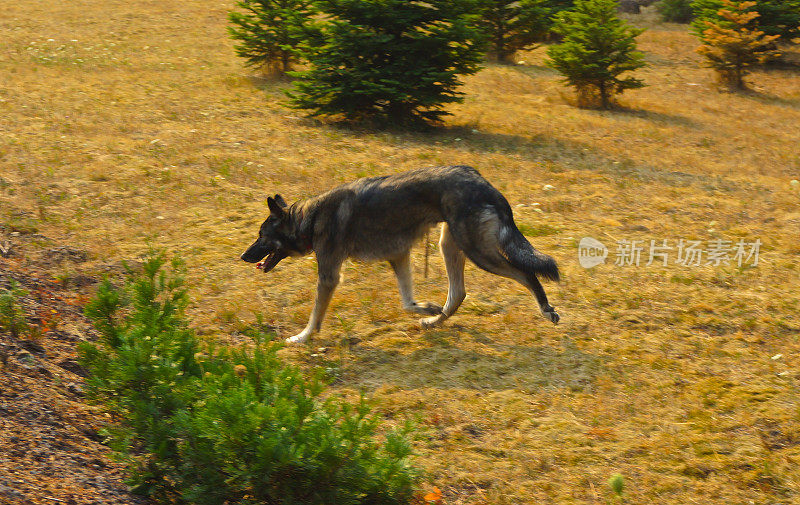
[80,251,419,504]
[475,0,581,62]
[0,281,29,338]
[755,0,800,41]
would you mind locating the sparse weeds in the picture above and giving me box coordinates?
[24,38,129,67]
[235,312,276,340]
[3,215,39,235]
[0,281,29,339]
[518,222,561,237]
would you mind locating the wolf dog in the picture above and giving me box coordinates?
[241,165,560,344]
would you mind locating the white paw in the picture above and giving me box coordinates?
[542,309,560,324]
[286,331,311,344]
[419,315,441,329]
[404,302,443,315]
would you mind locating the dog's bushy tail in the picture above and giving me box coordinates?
[501,227,560,282]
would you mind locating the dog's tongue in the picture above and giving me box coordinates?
[256,251,287,273]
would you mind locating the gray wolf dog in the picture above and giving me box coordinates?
[241,165,560,344]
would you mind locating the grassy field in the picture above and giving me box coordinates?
[2,1,800,503]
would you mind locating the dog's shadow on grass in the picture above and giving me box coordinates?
[341,332,605,393]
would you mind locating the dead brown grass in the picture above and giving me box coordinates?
[2,1,799,503]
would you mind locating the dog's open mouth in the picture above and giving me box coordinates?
[255,250,288,273]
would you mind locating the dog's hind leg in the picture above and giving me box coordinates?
[389,252,442,316]
[286,260,342,344]
[497,226,560,324]
[462,247,559,324]
[450,210,560,325]
[526,275,559,323]
[476,252,560,324]
[420,223,466,329]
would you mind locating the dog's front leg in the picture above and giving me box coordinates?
[420,224,466,329]
[389,252,442,316]
[286,262,341,344]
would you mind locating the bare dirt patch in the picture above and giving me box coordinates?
[0,236,142,505]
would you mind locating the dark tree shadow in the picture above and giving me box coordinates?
[246,72,294,88]
[507,63,560,79]
[510,65,700,127]
[610,106,701,128]
[739,89,800,110]
[341,333,605,393]
[380,126,749,193]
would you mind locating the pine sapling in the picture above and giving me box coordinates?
[288,0,485,127]
[0,281,29,339]
[695,0,780,90]
[546,0,647,109]
[228,0,318,74]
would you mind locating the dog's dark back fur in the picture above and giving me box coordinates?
[244,165,558,280]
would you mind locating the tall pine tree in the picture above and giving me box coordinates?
[288,0,484,127]
[546,0,646,109]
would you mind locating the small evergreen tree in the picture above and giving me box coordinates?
[695,0,780,90]
[541,0,578,40]
[755,0,800,41]
[547,0,579,16]
[656,0,694,23]
[80,251,420,504]
[288,0,485,127]
[691,0,745,34]
[546,0,647,109]
[477,0,551,62]
[0,281,29,339]
[692,0,800,42]
[228,0,318,73]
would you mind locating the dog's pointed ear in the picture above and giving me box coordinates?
[274,194,288,208]
[267,196,286,218]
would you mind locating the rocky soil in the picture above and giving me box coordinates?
[0,231,144,505]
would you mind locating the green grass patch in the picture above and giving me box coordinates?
[517,223,560,237]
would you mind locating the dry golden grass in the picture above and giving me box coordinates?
[2,1,800,503]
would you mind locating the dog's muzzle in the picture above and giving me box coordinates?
[252,250,288,273]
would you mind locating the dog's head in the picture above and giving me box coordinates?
[240,194,292,273]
